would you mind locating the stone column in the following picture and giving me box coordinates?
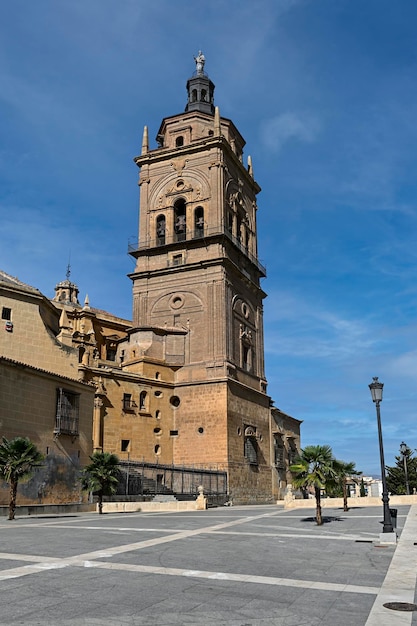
[93,395,103,452]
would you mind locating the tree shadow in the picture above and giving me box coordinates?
[29,515,80,519]
[336,506,365,510]
[301,515,345,524]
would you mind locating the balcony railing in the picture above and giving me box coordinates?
[128,226,266,276]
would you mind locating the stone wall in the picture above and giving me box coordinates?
[1,290,78,378]
[0,359,93,505]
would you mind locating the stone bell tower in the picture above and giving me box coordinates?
[129,54,273,502]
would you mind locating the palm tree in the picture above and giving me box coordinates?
[290,444,337,525]
[0,436,44,520]
[333,460,361,511]
[81,452,120,514]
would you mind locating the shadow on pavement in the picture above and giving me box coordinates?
[301,515,346,524]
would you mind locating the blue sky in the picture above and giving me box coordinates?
[1,0,417,477]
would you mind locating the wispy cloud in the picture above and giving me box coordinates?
[260,112,320,153]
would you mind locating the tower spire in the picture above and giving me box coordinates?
[141,125,149,155]
[185,51,215,115]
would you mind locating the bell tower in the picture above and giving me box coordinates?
[129,54,272,501]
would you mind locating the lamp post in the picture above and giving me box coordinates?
[399,441,410,495]
[368,377,394,533]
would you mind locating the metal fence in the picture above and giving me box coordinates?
[117,460,228,498]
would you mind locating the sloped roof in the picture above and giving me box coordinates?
[0,355,95,388]
[0,269,42,296]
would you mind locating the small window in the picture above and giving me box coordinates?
[243,345,251,372]
[227,211,233,234]
[155,410,161,419]
[170,430,178,437]
[106,348,116,362]
[194,207,204,239]
[139,391,147,411]
[176,136,184,147]
[78,347,85,364]
[1,307,11,321]
[170,396,180,408]
[156,214,166,246]
[172,254,183,266]
[123,394,132,411]
[154,444,161,455]
[121,439,130,452]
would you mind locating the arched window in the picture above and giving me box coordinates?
[139,391,147,411]
[191,89,197,102]
[176,136,184,147]
[244,426,258,465]
[174,199,186,242]
[156,214,166,246]
[201,89,207,102]
[194,206,204,238]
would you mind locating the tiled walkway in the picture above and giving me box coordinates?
[0,504,415,624]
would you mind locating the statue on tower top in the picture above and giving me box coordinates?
[194,50,205,75]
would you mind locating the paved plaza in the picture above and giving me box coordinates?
[0,504,417,625]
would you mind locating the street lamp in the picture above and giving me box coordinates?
[399,441,410,495]
[368,377,394,533]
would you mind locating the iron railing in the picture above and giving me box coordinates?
[117,460,227,498]
[128,226,266,276]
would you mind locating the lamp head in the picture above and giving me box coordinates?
[400,441,407,455]
[369,377,383,403]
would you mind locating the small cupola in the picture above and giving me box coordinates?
[185,51,215,116]
[53,265,80,305]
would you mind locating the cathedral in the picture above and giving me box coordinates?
[0,55,301,505]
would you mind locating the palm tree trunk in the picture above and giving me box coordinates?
[343,479,349,512]
[98,491,103,514]
[314,486,322,525]
[9,479,17,521]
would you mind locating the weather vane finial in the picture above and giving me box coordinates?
[66,252,71,281]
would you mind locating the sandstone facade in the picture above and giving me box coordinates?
[0,56,301,505]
